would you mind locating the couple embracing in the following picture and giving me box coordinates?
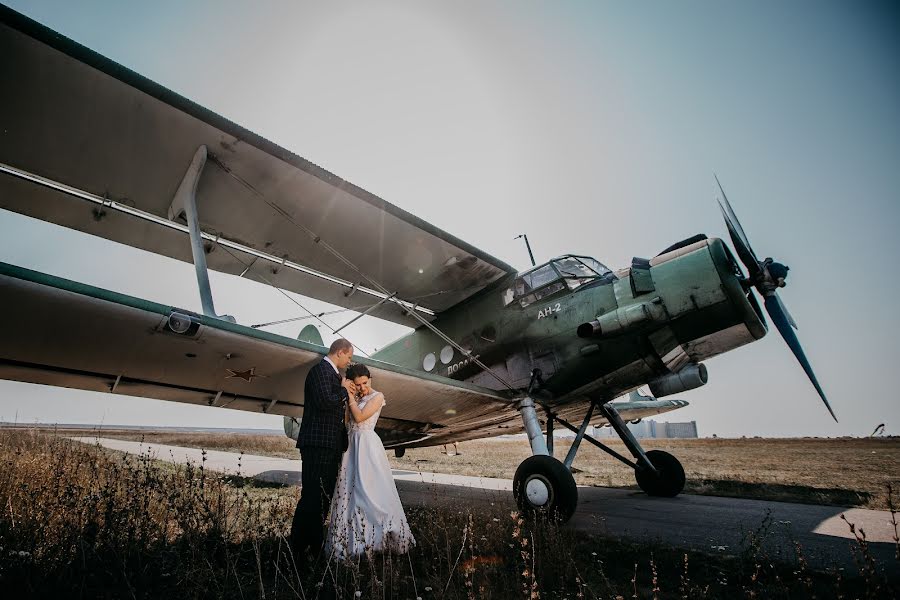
[290,338,415,563]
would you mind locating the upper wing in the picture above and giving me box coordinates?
[0,260,514,445]
[0,7,515,326]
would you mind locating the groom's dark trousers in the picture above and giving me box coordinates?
[290,358,349,556]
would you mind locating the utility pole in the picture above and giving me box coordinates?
[514,234,536,267]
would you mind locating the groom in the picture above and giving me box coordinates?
[290,338,356,560]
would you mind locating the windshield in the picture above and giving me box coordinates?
[553,257,598,278]
[568,256,611,277]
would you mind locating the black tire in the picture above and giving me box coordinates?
[513,455,578,522]
[394,448,406,458]
[635,450,685,497]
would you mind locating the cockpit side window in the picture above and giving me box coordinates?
[519,281,566,307]
[501,257,613,307]
[503,264,561,307]
[522,265,558,290]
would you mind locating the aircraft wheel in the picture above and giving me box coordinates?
[635,450,685,497]
[394,448,406,458]
[513,455,578,522]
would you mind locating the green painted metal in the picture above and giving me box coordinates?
[373,239,766,401]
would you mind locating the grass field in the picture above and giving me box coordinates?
[1,429,897,598]
[66,428,900,509]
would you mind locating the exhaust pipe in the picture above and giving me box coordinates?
[648,363,708,397]
[577,297,667,338]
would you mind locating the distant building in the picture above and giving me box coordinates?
[661,421,698,438]
[594,419,698,439]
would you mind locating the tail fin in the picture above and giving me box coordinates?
[297,324,324,346]
[628,389,651,402]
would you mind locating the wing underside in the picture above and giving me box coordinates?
[0,6,515,326]
[0,261,518,441]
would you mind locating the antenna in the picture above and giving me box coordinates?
[514,234,536,267]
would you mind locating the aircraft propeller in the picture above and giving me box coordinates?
[715,176,837,422]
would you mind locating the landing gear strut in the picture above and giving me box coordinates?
[512,371,578,522]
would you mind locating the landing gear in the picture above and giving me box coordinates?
[512,372,579,522]
[513,455,578,521]
[634,450,685,497]
[598,402,685,498]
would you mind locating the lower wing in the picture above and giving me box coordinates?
[0,261,512,444]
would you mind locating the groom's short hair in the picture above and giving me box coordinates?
[328,338,353,355]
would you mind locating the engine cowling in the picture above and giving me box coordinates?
[648,363,708,397]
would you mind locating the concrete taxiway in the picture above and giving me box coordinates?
[75,437,898,575]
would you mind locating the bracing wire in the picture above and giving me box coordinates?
[250,285,487,329]
[245,193,517,392]
[217,244,371,358]
[211,155,517,391]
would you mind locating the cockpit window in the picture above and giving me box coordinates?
[502,255,613,307]
[522,264,558,290]
[554,257,598,278]
[574,257,612,277]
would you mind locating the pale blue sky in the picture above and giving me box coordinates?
[1,1,898,437]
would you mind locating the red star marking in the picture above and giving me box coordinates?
[226,367,265,382]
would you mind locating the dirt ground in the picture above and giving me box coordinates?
[51,428,900,509]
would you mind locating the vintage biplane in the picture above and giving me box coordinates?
[0,6,834,521]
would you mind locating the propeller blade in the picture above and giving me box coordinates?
[715,176,761,278]
[715,176,758,258]
[763,294,837,422]
[771,291,798,330]
[718,200,761,279]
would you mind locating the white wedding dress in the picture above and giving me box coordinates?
[325,390,415,559]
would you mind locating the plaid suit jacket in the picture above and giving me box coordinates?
[296,358,349,450]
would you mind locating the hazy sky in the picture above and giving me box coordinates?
[1,1,898,437]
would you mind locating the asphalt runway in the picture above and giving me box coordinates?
[75,437,899,576]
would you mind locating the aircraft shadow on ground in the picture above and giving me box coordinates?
[685,478,873,507]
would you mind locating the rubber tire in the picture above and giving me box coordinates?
[635,450,685,497]
[513,455,578,523]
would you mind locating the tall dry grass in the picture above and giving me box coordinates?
[74,429,900,509]
[1,429,897,598]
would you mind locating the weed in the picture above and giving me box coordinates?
[0,430,897,598]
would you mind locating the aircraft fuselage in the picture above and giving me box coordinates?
[373,237,766,403]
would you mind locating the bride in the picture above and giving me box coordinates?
[325,364,415,559]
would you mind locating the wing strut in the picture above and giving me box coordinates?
[166,145,234,322]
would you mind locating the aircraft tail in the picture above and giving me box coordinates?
[297,325,324,346]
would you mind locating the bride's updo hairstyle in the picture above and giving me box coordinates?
[346,364,371,381]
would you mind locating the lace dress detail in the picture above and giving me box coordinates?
[325,390,415,559]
